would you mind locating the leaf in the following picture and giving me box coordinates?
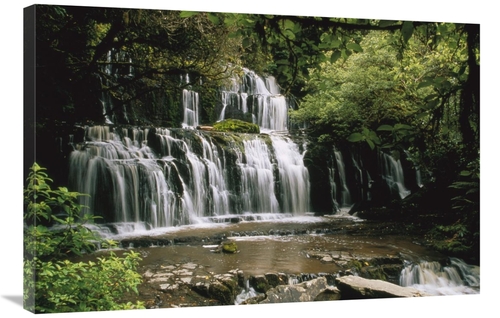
[366,139,375,150]
[347,132,364,142]
[416,112,428,119]
[377,124,394,131]
[283,19,295,31]
[417,80,433,89]
[401,21,414,43]
[346,42,363,53]
[460,170,472,177]
[330,50,342,63]
[284,29,296,40]
[379,20,397,28]
[207,13,220,25]
[394,123,413,130]
[179,11,199,18]
[242,37,252,48]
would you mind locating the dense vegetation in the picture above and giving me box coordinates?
[23,163,145,312]
[25,4,480,311]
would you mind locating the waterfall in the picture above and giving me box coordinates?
[218,68,289,132]
[99,49,133,124]
[68,125,312,235]
[271,135,310,214]
[181,74,200,128]
[328,148,352,212]
[68,126,176,230]
[379,151,411,199]
[400,258,480,295]
[239,137,280,213]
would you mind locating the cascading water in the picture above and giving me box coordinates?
[239,137,280,214]
[328,148,352,212]
[68,124,312,236]
[379,151,411,199]
[271,135,310,214]
[218,68,288,132]
[181,74,200,128]
[99,49,134,124]
[399,258,480,295]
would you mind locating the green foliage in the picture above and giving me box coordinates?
[347,127,381,150]
[213,119,260,134]
[33,252,144,313]
[24,163,96,259]
[23,163,144,313]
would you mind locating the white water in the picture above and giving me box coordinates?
[182,89,200,128]
[271,135,310,214]
[379,151,411,199]
[400,258,480,295]
[329,149,352,212]
[218,68,288,132]
[181,74,200,128]
[239,137,280,213]
[68,126,313,236]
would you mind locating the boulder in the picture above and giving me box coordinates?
[335,275,430,299]
[260,277,330,304]
[208,281,234,305]
[249,275,270,293]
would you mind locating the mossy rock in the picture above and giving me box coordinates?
[213,119,260,134]
[222,241,239,254]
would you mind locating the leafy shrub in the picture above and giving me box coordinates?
[23,163,145,313]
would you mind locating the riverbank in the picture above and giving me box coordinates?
[78,214,478,309]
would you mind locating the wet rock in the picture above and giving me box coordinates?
[321,256,334,263]
[241,294,267,304]
[249,275,270,293]
[236,270,245,287]
[335,275,430,299]
[314,287,341,301]
[264,272,288,287]
[208,281,234,305]
[260,277,330,304]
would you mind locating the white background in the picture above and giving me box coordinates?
[2,1,496,317]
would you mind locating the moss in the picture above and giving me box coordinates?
[346,259,363,272]
[213,119,260,134]
[222,241,239,254]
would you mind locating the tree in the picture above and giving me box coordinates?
[34,5,244,126]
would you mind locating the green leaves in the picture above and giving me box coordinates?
[375,123,416,146]
[346,42,363,53]
[23,163,145,313]
[401,21,414,43]
[347,127,381,150]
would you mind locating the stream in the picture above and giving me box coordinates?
[83,211,479,306]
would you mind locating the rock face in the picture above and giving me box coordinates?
[335,275,430,299]
[259,277,336,304]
